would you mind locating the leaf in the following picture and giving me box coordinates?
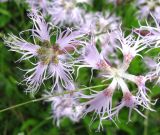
[21,119,38,131]
[0,8,11,27]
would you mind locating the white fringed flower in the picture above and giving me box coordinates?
[47,0,85,26]
[43,84,84,126]
[137,15,160,47]
[5,10,84,94]
[136,0,160,21]
[5,34,40,61]
[26,0,48,14]
[100,29,122,65]
[24,62,48,93]
[78,13,97,35]
[81,79,117,119]
[77,42,111,71]
[95,12,120,43]
[102,92,150,122]
[79,11,120,44]
[145,57,160,84]
[115,31,147,70]
[78,12,120,67]
[136,16,160,83]
[28,11,51,42]
[102,78,155,123]
[79,28,155,128]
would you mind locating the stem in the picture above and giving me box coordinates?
[0,84,106,113]
[143,96,151,135]
[143,109,149,135]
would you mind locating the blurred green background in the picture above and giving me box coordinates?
[0,0,160,135]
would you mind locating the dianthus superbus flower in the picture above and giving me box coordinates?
[136,0,160,21]
[136,16,160,83]
[79,11,120,44]
[77,41,111,71]
[47,0,86,26]
[79,29,155,128]
[81,79,117,118]
[116,30,147,70]
[43,83,84,126]
[26,0,48,14]
[4,10,84,94]
[2,0,159,131]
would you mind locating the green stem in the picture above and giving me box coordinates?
[143,109,149,135]
[143,97,151,135]
[0,84,106,113]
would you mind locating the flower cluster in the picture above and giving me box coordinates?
[26,0,90,26]
[4,0,160,131]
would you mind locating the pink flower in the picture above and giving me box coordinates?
[48,61,74,91]
[28,10,51,42]
[5,10,84,94]
[102,78,155,123]
[137,16,160,83]
[79,11,120,44]
[120,74,154,109]
[78,30,155,128]
[78,42,111,70]
[81,79,117,118]
[102,91,154,123]
[47,0,85,26]
[26,0,48,14]
[56,28,84,51]
[116,32,147,70]
[5,34,40,61]
[43,84,84,126]
[136,0,160,21]
[24,62,48,93]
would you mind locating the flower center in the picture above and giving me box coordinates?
[124,53,133,63]
[135,76,146,87]
[96,60,110,69]
[37,44,60,64]
[103,89,113,97]
[147,1,156,10]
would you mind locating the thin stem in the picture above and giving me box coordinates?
[0,84,106,113]
[143,96,152,135]
[143,109,149,135]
